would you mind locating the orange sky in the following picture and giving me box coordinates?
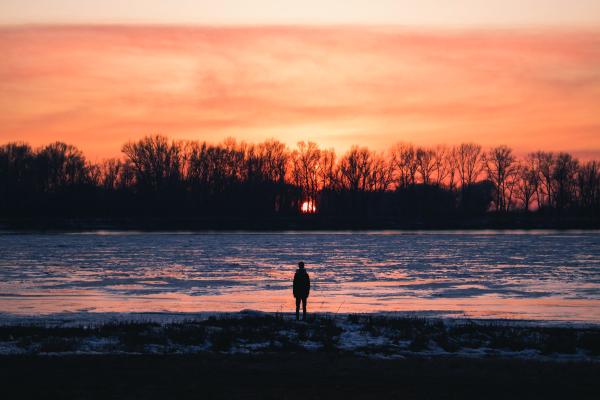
[2,1,600,26]
[1,25,600,161]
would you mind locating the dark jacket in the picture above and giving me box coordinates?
[293,269,310,299]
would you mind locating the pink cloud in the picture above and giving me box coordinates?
[0,25,599,160]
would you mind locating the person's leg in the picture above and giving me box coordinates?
[295,297,301,320]
[302,297,307,320]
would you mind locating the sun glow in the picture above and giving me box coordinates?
[301,200,316,214]
[2,26,600,160]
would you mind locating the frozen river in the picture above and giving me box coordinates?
[1,231,599,323]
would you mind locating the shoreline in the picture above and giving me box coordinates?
[3,225,600,234]
[2,310,600,328]
[1,312,599,362]
[2,215,599,232]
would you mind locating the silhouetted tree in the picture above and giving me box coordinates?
[0,142,36,214]
[290,141,321,209]
[515,156,539,212]
[534,151,555,210]
[485,146,518,212]
[552,152,579,212]
[390,143,418,188]
[318,148,338,190]
[122,135,184,194]
[36,142,89,192]
[456,143,485,189]
[577,161,600,214]
[432,145,451,188]
[370,152,394,191]
[1,137,598,226]
[455,143,485,212]
[339,146,374,191]
[416,147,436,185]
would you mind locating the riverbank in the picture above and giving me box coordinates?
[2,313,599,361]
[3,313,599,398]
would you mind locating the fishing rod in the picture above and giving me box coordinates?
[334,301,345,319]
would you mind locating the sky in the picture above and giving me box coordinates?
[2,1,600,26]
[1,2,600,161]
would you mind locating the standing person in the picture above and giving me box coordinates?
[293,261,310,321]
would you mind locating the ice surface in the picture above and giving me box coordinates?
[0,231,599,323]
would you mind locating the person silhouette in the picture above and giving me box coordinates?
[293,261,310,321]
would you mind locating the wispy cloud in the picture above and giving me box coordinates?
[1,26,599,160]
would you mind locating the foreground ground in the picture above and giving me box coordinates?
[2,353,600,399]
[1,314,599,398]
[2,314,599,360]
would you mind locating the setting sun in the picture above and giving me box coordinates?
[301,200,316,214]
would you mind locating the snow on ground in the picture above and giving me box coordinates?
[0,312,599,362]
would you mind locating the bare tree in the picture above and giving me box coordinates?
[0,142,35,196]
[515,156,539,211]
[533,151,555,209]
[390,143,418,188]
[504,166,521,211]
[241,143,263,184]
[339,146,373,191]
[122,135,184,192]
[370,152,394,191]
[118,160,136,189]
[416,147,436,185]
[577,161,600,211]
[100,159,123,191]
[455,143,485,189]
[36,142,89,191]
[185,141,210,188]
[485,145,518,211]
[3,136,599,221]
[446,146,459,191]
[432,145,450,187]
[290,141,321,204]
[318,148,338,191]
[552,152,579,211]
[258,139,288,184]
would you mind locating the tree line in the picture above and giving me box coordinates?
[1,136,599,224]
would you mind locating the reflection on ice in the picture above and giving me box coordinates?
[0,231,599,323]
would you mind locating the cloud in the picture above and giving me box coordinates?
[1,25,599,160]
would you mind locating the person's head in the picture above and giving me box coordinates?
[298,261,305,269]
